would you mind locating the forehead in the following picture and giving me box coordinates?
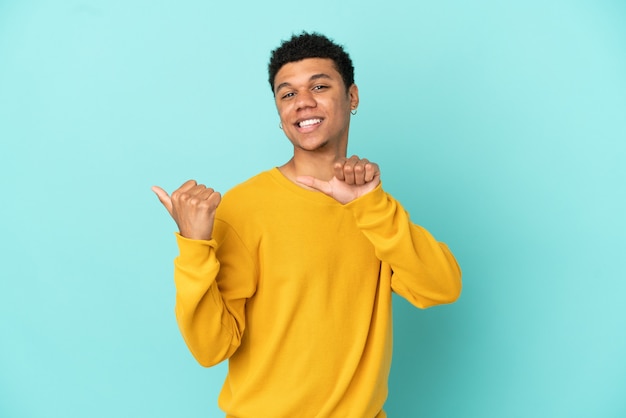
[274,58,343,88]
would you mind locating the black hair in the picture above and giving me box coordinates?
[268,32,355,94]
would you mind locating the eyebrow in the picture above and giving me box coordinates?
[274,73,334,94]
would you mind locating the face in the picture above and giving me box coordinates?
[273,58,359,154]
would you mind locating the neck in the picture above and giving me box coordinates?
[279,142,347,184]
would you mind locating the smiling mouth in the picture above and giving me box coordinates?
[297,118,322,128]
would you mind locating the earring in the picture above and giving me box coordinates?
[279,122,283,129]
[351,108,358,116]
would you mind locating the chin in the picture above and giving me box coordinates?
[297,140,330,152]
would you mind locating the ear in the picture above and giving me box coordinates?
[348,84,359,110]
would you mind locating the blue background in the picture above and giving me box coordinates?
[1,0,625,416]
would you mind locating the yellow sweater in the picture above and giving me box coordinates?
[173,168,462,418]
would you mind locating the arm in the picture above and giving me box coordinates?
[173,228,256,366]
[347,184,462,308]
[297,156,462,308]
[152,181,254,366]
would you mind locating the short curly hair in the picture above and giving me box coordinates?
[268,32,355,94]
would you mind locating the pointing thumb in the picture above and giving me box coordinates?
[296,176,332,195]
[151,185,174,215]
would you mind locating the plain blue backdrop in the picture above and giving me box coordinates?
[1,0,625,417]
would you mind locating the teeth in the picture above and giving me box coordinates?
[298,118,321,128]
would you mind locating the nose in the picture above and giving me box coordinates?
[295,89,316,111]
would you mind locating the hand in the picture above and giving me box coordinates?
[296,155,381,204]
[151,180,222,240]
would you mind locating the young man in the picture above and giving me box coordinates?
[152,32,462,418]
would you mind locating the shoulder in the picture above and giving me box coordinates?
[216,169,280,221]
[221,169,277,202]
[212,169,280,245]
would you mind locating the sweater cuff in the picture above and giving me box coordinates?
[175,232,218,264]
[344,182,390,225]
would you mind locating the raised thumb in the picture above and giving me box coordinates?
[151,185,174,215]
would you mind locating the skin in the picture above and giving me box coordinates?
[152,57,380,240]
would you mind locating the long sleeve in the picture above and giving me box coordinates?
[173,220,257,366]
[166,169,460,417]
[347,183,462,308]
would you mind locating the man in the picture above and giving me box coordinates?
[152,32,461,418]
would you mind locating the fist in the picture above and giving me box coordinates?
[333,155,380,186]
[152,180,221,240]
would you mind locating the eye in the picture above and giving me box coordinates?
[281,91,295,100]
[312,85,328,92]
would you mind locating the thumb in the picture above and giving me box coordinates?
[296,176,332,195]
[151,185,174,215]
